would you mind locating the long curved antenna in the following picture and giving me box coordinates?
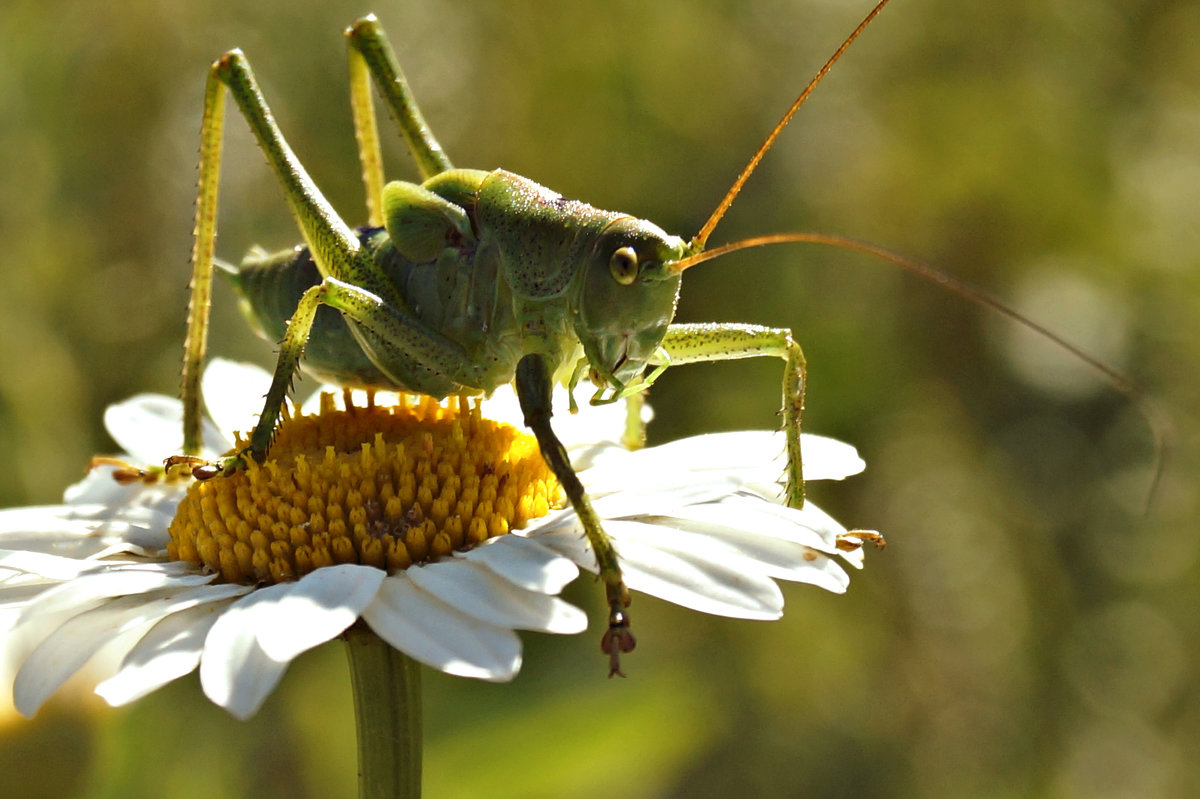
[669,232,1171,509]
[692,0,892,249]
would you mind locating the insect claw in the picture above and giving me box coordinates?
[601,608,636,678]
[164,454,218,481]
[162,452,252,481]
[837,529,887,551]
[192,463,225,481]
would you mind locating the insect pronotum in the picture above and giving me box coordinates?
[172,0,1163,675]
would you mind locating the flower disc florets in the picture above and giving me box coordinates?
[168,391,563,585]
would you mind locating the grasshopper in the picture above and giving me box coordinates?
[174,0,1159,675]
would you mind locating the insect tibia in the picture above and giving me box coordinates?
[344,13,454,181]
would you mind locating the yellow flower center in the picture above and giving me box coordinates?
[167,391,563,585]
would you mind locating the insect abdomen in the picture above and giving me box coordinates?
[228,226,526,394]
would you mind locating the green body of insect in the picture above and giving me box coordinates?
[230,169,686,402]
[182,5,892,674]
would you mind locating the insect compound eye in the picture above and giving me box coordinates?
[609,246,639,286]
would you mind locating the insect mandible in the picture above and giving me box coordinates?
[171,0,1157,675]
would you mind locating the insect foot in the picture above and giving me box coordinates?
[837,530,887,552]
[515,354,641,673]
[602,608,636,678]
[162,453,245,481]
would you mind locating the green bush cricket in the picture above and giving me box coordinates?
[168,0,1162,676]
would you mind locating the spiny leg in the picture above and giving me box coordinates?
[345,15,453,190]
[182,49,478,468]
[516,354,636,677]
[345,31,387,227]
[182,63,229,456]
[181,49,386,455]
[653,323,806,507]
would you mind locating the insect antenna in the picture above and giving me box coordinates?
[690,0,893,251]
[669,0,1168,508]
[673,231,1172,511]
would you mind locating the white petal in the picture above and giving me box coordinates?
[634,510,833,576]
[363,575,521,681]
[0,505,102,542]
[615,526,785,618]
[63,469,156,511]
[801,434,867,480]
[103,395,228,462]
[567,441,632,473]
[781,500,856,552]
[533,521,784,619]
[95,589,247,706]
[462,534,578,593]
[59,476,184,538]
[62,470,130,507]
[528,476,748,539]
[626,431,780,474]
[615,503,853,592]
[581,431,864,492]
[199,587,292,720]
[201,359,274,444]
[0,582,53,610]
[778,553,852,593]
[666,495,846,553]
[14,565,212,640]
[575,444,761,498]
[13,583,236,717]
[254,564,385,662]
[0,549,100,581]
[0,501,167,561]
[585,477,744,518]
[407,559,586,634]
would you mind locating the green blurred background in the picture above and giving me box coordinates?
[2,0,1197,796]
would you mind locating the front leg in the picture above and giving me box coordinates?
[654,323,806,508]
[516,354,636,677]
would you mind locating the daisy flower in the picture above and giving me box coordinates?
[1,359,872,721]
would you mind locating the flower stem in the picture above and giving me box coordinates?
[343,625,423,799]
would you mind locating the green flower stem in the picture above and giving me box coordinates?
[343,625,423,799]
